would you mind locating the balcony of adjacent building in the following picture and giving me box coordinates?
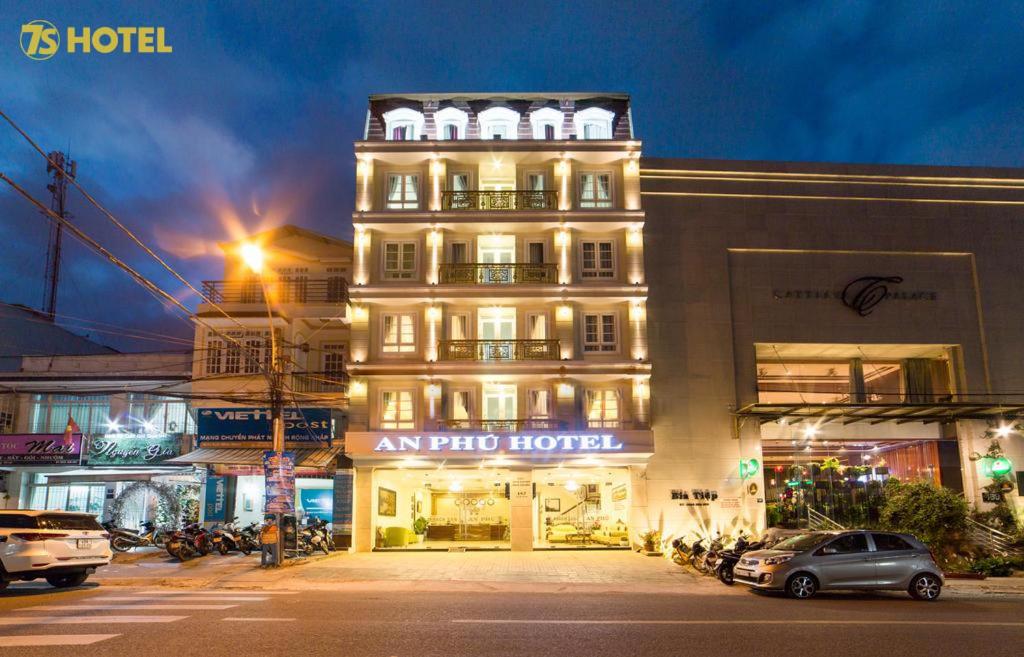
[437,339,560,362]
[291,370,350,395]
[433,417,647,431]
[440,189,558,211]
[198,277,349,318]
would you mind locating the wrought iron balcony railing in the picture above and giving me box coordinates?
[291,371,349,394]
[201,278,348,304]
[437,339,560,361]
[438,262,558,285]
[437,418,569,431]
[441,190,558,211]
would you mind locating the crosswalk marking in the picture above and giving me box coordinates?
[222,617,295,622]
[98,596,269,602]
[0,615,186,626]
[21,604,238,611]
[0,634,120,646]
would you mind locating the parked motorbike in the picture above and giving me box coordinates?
[298,520,329,556]
[165,523,212,561]
[670,536,692,567]
[308,517,333,553]
[701,534,727,575]
[689,538,708,573]
[211,517,252,556]
[715,533,767,585]
[103,520,168,552]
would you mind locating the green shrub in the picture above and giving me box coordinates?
[969,556,1015,577]
[879,481,969,550]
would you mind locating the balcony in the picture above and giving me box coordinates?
[437,418,569,431]
[291,371,349,394]
[441,190,558,211]
[201,278,348,304]
[437,339,560,361]
[438,262,558,285]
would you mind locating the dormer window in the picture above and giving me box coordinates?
[434,106,469,140]
[478,107,520,140]
[529,107,564,139]
[383,107,425,141]
[573,107,614,140]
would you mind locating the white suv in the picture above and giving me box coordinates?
[0,510,112,589]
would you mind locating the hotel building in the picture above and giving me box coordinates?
[344,93,653,551]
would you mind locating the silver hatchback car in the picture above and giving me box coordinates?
[733,530,944,600]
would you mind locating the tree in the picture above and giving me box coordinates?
[879,480,969,549]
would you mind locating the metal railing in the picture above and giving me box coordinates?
[966,517,1023,556]
[438,262,558,285]
[807,507,847,531]
[290,371,349,394]
[201,278,348,304]
[437,339,560,361]
[441,190,558,211]
[437,418,569,431]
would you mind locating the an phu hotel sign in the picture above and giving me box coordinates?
[373,433,625,454]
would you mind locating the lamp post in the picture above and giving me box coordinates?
[240,243,286,566]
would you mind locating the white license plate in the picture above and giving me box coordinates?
[77,539,92,548]
[735,568,752,577]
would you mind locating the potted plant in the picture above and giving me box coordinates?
[413,516,428,543]
[640,529,662,556]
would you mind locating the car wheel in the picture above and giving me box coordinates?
[45,572,88,588]
[0,580,8,591]
[717,564,734,585]
[909,573,942,601]
[786,573,818,599]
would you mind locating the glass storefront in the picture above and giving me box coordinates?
[371,466,632,550]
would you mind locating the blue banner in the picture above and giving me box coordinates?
[299,488,333,522]
[197,408,332,444]
[263,451,296,514]
[204,475,227,522]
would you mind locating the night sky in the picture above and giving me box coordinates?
[1,1,1022,351]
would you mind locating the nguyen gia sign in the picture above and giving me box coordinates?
[373,433,625,454]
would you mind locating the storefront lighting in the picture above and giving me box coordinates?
[557,382,575,398]
[996,423,1013,438]
[739,458,760,479]
[351,304,369,321]
[141,420,157,434]
[349,379,367,396]
[427,306,441,321]
[556,304,573,321]
[990,456,1013,477]
[106,419,121,433]
[564,480,579,492]
[803,424,818,438]
[449,480,463,492]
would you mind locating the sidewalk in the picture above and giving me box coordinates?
[93,549,1024,596]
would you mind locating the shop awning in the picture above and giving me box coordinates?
[165,447,341,469]
[43,468,193,485]
[734,402,1024,425]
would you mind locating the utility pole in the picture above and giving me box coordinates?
[42,151,76,322]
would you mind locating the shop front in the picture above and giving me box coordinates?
[170,407,352,545]
[345,430,653,551]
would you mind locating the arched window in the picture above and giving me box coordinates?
[382,107,425,141]
[573,107,615,140]
[478,107,521,140]
[529,107,564,140]
[434,106,469,140]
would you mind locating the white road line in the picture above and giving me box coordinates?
[97,596,269,602]
[21,604,238,611]
[0,634,120,647]
[0,615,186,626]
[222,617,296,622]
[453,619,1024,627]
[130,590,298,595]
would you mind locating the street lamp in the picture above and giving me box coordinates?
[240,242,286,566]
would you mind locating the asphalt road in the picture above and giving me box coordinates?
[0,583,1021,656]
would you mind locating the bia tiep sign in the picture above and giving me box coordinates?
[373,433,624,454]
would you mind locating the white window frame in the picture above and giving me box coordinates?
[586,389,621,428]
[448,388,474,423]
[434,106,468,140]
[526,312,549,340]
[448,171,472,192]
[382,240,418,280]
[379,389,416,430]
[381,313,417,355]
[382,107,425,141]
[448,241,470,265]
[525,239,546,264]
[385,172,420,210]
[524,170,548,192]
[583,313,618,353]
[527,388,551,420]
[478,106,520,140]
[321,343,346,377]
[529,107,564,139]
[448,312,470,340]
[573,107,614,140]
[579,240,616,279]
[578,171,613,208]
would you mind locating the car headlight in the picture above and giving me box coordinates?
[763,555,794,566]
